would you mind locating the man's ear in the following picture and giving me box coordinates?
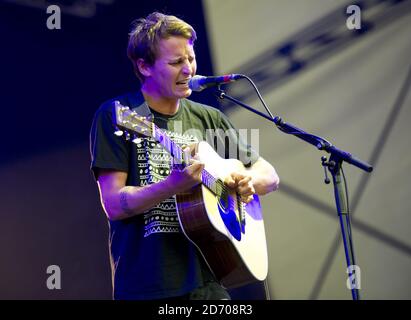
[136,58,151,78]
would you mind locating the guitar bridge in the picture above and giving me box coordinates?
[238,200,246,234]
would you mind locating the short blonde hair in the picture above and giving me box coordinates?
[127,12,197,82]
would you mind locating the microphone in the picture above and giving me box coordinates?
[189,74,243,92]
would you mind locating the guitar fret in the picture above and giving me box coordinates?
[175,145,181,163]
[152,123,185,164]
[166,135,172,156]
[202,170,211,192]
[216,181,223,197]
[142,120,221,195]
[202,169,220,195]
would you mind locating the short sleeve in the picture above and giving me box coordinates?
[89,101,129,180]
[215,111,260,167]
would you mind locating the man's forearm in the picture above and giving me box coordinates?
[247,157,280,195]
[104,179,176,221]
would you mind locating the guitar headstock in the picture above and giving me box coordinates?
[113,100,153,140]
[112,100,187,164]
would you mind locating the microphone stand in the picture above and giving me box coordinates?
[215,87,373,300]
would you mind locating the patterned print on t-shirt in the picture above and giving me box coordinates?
[134,129,198,237]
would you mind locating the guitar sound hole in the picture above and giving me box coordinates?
[217,193,241,241]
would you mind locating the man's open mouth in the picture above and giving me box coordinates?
[176,79,190,85]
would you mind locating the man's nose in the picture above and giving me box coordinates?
[182,61,193,75]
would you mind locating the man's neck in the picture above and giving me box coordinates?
[141,88,180,116]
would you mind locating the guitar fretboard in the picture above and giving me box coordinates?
[152,123,225,198]
[201,170,227,199]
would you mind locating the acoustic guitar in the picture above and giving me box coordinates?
[113,101,268,288]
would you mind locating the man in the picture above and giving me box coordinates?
[90,12,279,300]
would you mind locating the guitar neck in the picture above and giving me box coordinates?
[114,102,244,227]
[152,123,186,165]
[152,123,225,198]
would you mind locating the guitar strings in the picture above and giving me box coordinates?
[149,123,240,200]
[127,112,243,207]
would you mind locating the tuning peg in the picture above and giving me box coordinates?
[321,156,331,184]
[114,127,123,136]
[132,135,142,144]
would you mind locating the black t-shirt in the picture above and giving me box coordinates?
[89,91,259,299]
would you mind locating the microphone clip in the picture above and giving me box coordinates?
[321,156,335,184]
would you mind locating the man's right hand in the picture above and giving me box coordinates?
[165,156,204,193]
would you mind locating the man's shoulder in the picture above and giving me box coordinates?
[182,98,222,119]
[96,91,145,114]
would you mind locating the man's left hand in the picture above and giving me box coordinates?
[224,172,255,204]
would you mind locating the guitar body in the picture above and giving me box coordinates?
[112,104,268,289]
[176,141,268,289]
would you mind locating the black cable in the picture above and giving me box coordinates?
[341,165,350,216]
[239,74,334,149]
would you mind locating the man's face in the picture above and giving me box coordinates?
[143,36,197,100]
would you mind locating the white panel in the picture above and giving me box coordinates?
[203,0,348,72]
[203,0,411,299]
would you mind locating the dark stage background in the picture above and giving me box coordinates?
[0,0,265,299]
